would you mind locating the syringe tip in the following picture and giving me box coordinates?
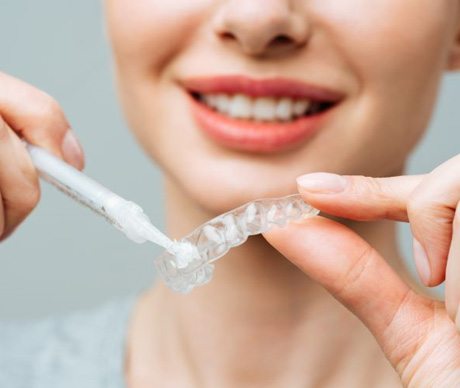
[168,241,201,269]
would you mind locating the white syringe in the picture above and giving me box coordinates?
[26,143,176,250]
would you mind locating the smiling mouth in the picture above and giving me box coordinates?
[192,92,334,122]
[182,76,344,153]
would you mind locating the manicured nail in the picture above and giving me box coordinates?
[413,238,431,286]
[296,172,348,194]
[62,130,84,169]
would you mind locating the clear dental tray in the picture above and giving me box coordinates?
[154,194,318,293]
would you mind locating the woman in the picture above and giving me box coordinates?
[1,0,460,386]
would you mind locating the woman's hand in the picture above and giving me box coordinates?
[0,72,84,241]
[264,156,460,387]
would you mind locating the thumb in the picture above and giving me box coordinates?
[263,217,434,371]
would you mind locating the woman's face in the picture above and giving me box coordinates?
[105,0,460,214]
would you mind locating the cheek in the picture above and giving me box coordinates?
[105,0,212,74]
[314,0,453,92]
[314,0,455,159]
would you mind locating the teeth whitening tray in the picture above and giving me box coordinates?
[26,143,319,293]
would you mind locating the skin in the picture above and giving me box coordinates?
[2,0,460,386]
[106,0,458,212]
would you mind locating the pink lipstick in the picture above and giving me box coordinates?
[182,76,344,153]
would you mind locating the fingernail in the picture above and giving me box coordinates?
[296,172,348,194]
[62,130,84,169]
[413,238,431,286]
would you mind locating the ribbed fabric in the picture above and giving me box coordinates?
[0,297,135,388]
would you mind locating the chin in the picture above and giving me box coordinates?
[189,177,298,216]
[161,144,315,216]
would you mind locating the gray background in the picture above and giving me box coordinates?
[0,1,458,319]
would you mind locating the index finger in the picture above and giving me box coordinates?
[263,216,434,378]
[0,72,84,169]
[296,173,424,221]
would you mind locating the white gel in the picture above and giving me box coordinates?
[155,194,319,293]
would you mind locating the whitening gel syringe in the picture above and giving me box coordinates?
[26,143,190,254]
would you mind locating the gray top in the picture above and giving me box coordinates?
[0,297,135,388]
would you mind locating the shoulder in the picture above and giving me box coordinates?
[0,297,136,388]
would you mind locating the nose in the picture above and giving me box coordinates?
[213,0,310,56]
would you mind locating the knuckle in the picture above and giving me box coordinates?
[337,244,374,297]
[454,204,460,230]
[31,94,68,133]
[11,172,41,213]
[15,149,39,183]
[363,176,383,192]
[382,290,431,374]
[406,194,425,217]
[19,182,41,212]
[36,95,62,120]
[408,191,453,228]
[2,183,40,230]
[353,176,385,199]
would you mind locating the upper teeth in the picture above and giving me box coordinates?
[201,93,312,122]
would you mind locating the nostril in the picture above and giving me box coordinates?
[270,35,293,46]
[268,34,303,52]
[220,31,236,41]
[216,19,306,55]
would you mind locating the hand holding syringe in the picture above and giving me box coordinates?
[26,143,190,249]
[27,143,319,293]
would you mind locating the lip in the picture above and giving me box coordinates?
[181,75,344,153]
[182,75,345,101]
